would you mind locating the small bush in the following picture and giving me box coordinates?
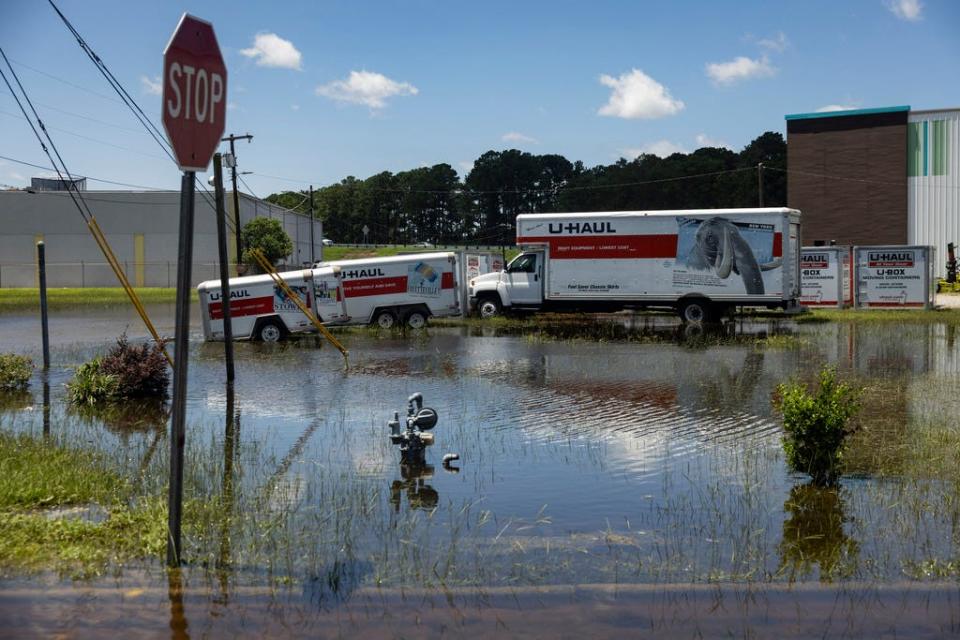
[774,367,861,485]
[68,335,169,405]
[0,354,32,391]
[241,217,293,268]
[100,335,169,399]
[67,358,119,406]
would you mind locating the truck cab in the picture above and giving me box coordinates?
[469,250,544,317]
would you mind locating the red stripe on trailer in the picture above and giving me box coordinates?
[209,296,274,319]
[441,271,455,289]
[518,232,783,260]
[343,276,408,298]
[866,302,925,307]
[802,301,839,306]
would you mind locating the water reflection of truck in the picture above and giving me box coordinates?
[468,209,802,322]
[198,252,461,341]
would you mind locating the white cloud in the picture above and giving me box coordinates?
[227,102,238,111]
[316,70,418,109]
[291,104,300,111]
[757,31,789,52]
[458,160,474,175]
[621,140,688,159]
[815,104,859,112]
[886,0,923,21]
[597,69,684,119]
[706,55,776,86]
[240,33,303,70]
[501,131,538,145]
[695,133,731,149]
[140,75,162,95]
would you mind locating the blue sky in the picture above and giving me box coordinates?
[1,0,957,195]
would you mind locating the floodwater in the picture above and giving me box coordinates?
[2,306,960,637]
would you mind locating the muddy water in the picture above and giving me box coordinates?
[1,308,960,637]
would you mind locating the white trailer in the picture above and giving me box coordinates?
[854,245,936,309]
[800,246,853,308]
[198,267,347,342]
[316,252,461,328]
[469,208,802,322]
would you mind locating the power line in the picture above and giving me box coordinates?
[0,153,167,189]
[0,108,170,161]
[6,57,124,105]
[0,89,152,135]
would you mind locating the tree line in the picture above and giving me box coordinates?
[265,131,786,245]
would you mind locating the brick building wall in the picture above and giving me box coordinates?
[786,109,908,246]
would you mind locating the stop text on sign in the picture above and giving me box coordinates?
[166,63,224,124]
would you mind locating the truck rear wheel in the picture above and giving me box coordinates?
[373,309,398,329]
[405,310,428,329]
[257,318,284,342]
[679,299,715,324]
[477,296,501,319]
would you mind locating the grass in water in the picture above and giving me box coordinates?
[0,288,184,311]
[0,432,174,577]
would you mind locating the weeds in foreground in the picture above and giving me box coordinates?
[774,367,861,485]
[0,354,32,391]
[67,335,169,406]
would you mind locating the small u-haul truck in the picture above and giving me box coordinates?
[315,252,461,328]
[198,267,347,342]
[468,208,802,322]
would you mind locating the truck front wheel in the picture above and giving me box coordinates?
[679,299,715,324]
[477,296,501,319]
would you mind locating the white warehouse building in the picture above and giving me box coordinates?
[0,187,323,288]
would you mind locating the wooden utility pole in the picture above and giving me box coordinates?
[221,133,253,272]
[757,162,765,208]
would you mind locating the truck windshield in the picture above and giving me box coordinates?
[507,253,537,273]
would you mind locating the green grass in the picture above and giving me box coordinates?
[0,288,183,311]
[0,432,172,577]
[0,431,126,508]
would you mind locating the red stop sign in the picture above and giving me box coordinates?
[162,14,227,172]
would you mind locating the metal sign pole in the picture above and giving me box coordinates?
[167,171,195,567]
[36,241,50,369]
[213,153,235,383]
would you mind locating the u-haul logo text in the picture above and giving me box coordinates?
[341,268,386,279]
[547,222,617,234]
[868,251,914,268]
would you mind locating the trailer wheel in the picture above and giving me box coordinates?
[405,310,428,329]
[679,299,714,324]
[373,309,398,329]
[477,296,501,319]
[257,318,284,342]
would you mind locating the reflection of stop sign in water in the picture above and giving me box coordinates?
[162,14,226,172]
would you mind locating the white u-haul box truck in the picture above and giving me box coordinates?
[468,208,802,322]
[198,267,347,342]
[800,246,853,308]
[316,252,461,328]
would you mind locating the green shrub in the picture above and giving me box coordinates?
[67,335,169,406]
[241,217,293,267]
[0,354,32,391]
[774,367,861,485]
[67,358,119,406]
